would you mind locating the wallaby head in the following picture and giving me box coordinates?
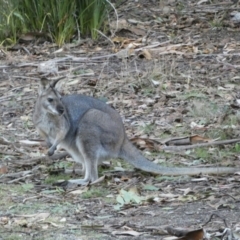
[37,77,65,116]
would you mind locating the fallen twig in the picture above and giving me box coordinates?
[162,138,240,152]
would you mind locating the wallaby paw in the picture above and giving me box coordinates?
[47,150,54,156]
[47,148,55,156]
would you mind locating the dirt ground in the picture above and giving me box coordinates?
[1,0,240,239]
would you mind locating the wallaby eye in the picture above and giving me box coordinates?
[47,98,54,103]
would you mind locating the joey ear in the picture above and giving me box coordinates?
[38,77,50,94]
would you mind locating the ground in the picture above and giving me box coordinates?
[1,0,240,239]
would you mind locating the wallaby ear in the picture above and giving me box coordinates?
[38,77,50,94]
[51,76,65,92]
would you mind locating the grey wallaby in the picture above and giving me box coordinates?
[33,78,238,185]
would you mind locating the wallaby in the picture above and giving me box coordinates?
[33,78,239,185]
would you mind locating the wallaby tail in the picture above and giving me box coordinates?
[119,139,238,176]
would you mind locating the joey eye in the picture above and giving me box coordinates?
[47,98,54,103]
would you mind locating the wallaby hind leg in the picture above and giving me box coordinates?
[68,142,99,185]
[67,108,123,185]
[61,146,90,185]
[67,157,98,185]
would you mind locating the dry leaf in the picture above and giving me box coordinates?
[190,135,211,144]
[0,165,8,174]
[166,226,204,240]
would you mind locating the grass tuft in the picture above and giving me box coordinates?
[0,0,114,46]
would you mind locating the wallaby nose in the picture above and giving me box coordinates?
[57,105,64,115]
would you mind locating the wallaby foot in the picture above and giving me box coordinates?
[67,178,90,186]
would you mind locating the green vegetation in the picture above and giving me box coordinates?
[234,143,240,152]
[81,186,109,199]
[77,0,109,40]
[209,14,224,29]
[194,148,210,160]
[0,0,114,46]
[44,174,70,184]
[155,175,188,182]
[139,123,155,134]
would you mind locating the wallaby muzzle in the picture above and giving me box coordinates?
[56,104,65,115]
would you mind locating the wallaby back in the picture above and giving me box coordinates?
[33,78,239,185]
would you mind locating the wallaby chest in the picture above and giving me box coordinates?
[35,112,66,141]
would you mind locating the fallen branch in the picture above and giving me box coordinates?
[162,138,240,152]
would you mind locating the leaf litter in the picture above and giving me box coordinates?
[1,0,240,239]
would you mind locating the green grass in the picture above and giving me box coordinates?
[44,174,70,184]
[235,143,240,152]
[0,0,113,46]
[77,0,109,40]
[155,175,189,182]
[178,91,208,100]
[194,148,210,160]
[82,186,109,199]
[139,123,155,134]
[209,14,224,29]
[223,112,240,126]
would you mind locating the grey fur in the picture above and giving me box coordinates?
[33,79,239,185]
